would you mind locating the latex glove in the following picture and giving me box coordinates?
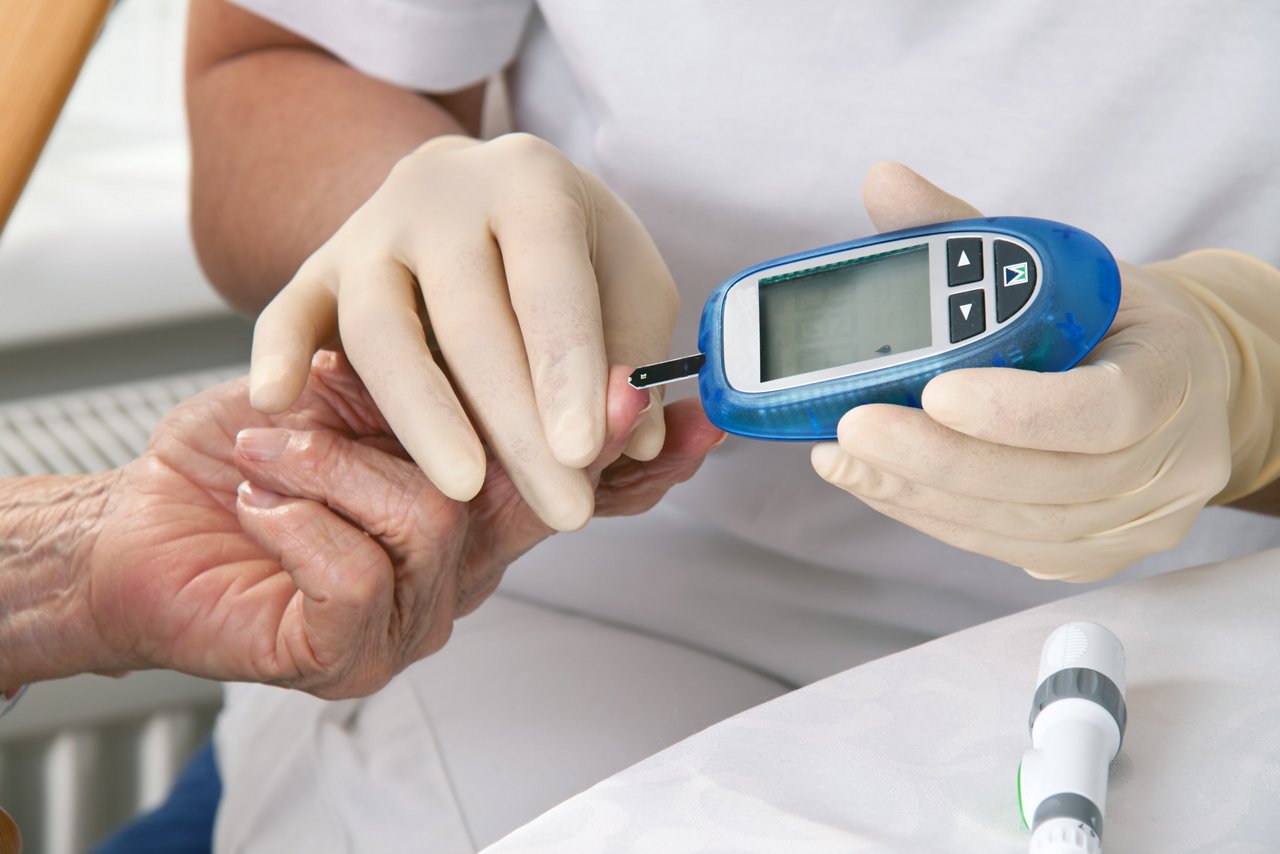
[813,163,1280,582]
[4,353,721,699]
[248,134,678,532]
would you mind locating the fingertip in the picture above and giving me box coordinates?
[249,355,307,413]
[547,402,606,470]
[863,161,983,233]
[920,370,987,432]
[834,404,887,452]
[536,475,596,532]
[810,442,844,481]
[862,161,913,199]
[236,480,285,510]
[428,447,488,503]
[389,406,488,502]
[613,366,653,412]
[602,367,651,434]
[811,442,867,486]
[622,404,666,461]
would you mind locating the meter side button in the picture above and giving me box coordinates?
[995,240,1038,322]
[947,237,984,287]
[948,290,986,343]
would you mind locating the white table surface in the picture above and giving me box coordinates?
[489,548,1280,853]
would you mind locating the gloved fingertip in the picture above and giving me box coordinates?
[834,405,887,453]
[433,458,487,503]
[535,476,596,532]
[622,404,666,461]
[548,402,606,469]
[920,373,981,430]
[249,356,304,413]
[811,443,865,486]
[1021,563,1117,584]
[399,423,487,502]
[862,160,915,196]
[810,443,845,480]
[863,161,983,232]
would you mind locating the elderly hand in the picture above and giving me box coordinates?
[35,353,719,699]
[812,163,1280,582]
[247,133,679,532]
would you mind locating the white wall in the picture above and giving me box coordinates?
[0,0,229,349]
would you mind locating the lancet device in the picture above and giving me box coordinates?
[629,217,1120,440]
[1019,622,1127,854]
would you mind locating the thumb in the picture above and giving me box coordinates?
[863,162,983,233]
[234,481,397,697]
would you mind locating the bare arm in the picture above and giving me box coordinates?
[0,474,118,687]
[185,0,485,312]
[0,360,715,696]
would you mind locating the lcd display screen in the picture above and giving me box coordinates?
[759,244,931,381]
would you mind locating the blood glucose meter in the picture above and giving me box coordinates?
[630,217,1121,441]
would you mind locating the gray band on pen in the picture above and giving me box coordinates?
[1028,666,1127,749]
[1033,791,1103,837]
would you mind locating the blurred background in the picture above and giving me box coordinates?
[1,2,243,851]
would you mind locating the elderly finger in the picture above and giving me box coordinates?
[234,482,395,697]
[235,429,460,665]
[583,365,655,476]
[594,397,725,517]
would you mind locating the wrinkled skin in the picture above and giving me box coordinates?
[84,352,721,698]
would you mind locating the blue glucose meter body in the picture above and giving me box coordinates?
[690,217,1120,441]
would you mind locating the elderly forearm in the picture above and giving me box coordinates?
[0,472,117,686]
[185,0,481,312]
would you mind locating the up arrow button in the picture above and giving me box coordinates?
[947,237,984,287]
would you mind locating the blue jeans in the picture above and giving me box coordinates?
[93,739,221,854]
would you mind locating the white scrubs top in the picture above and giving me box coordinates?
[214,3,1280,850]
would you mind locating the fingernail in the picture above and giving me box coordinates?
[237,428,291,461]
[710,432,729,450]
[237,480,284,509]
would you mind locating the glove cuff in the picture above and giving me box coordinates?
[1151,250,1280,506]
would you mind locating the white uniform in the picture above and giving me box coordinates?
[215,2,1280,850]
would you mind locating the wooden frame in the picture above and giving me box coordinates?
[0,0,114,235]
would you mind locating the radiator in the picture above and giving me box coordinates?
[0,365,244,854]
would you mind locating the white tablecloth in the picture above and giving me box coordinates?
[489,548,1280,853]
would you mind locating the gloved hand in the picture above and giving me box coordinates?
[813,163,1280,581]
[247,133,678,531]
